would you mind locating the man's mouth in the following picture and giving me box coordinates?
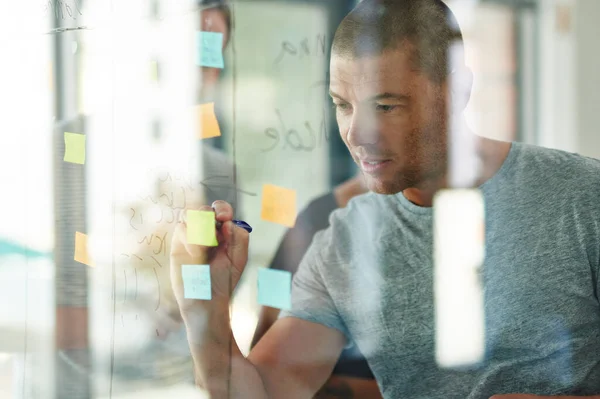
[359,159,392,173]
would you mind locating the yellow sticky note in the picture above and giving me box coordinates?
[74,232,94,267]
[149,60,159,82]
[64,132,86,164]
[198,103,221,139]
[49,62,54,91]
[261,184,297,227]
[187,210,218,246]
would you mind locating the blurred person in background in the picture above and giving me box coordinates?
[251,174,380,398]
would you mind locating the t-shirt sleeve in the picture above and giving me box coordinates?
[279,228,352,345]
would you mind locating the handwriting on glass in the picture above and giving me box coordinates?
[262,108,330,153]
[274,34,327,64]
[43,0,83,20]
[120,168,257,322]
[119,254,162,321]
[120,171,193,319]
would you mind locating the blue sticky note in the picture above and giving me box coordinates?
[197,31,224,69]
[257,268,292,310]
[182,265,212,300]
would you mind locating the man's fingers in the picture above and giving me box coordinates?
[170,202,248,313]
[212,200,234,222]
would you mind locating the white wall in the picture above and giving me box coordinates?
[537,0,578,153]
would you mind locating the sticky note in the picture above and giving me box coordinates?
[49,62,54,91]
[182,264,212,300]
[261,184,297,227]
[258,268,292,310]
[149,60,160,82]
[64,132,86,164]
[187,210,218,246]
[197,31,224,68]
[74,231,94,267]
[198,103,221,139]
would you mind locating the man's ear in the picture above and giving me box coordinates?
[448,65,473,112]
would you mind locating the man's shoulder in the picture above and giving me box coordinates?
[514,143,600,207]
[520,142,600,174]
[515,143,600,187]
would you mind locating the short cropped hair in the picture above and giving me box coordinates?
[332,0,464,84]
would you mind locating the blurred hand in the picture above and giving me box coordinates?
[170,200,250,315]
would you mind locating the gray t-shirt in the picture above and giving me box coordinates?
[280,142,600,398]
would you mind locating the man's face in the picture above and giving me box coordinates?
[329,46,450,195]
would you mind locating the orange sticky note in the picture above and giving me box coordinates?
[74,232,94,267]
[261,184,297,227]
[198,103,221,139]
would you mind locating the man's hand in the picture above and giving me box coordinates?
[170,200,249,315]
[169,200,258,396]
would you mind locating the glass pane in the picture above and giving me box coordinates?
[2,1,599,398]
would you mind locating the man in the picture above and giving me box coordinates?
[170,0,600,398]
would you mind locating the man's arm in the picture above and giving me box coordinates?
[252,307,382,399]
[183,303,345,398]
[171,201,345,398]
[249,317,346,397]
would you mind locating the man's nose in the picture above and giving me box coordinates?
[345,107,379,147]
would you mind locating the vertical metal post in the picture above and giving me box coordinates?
[51,0,91,397]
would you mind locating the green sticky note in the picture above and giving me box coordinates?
[187,210,218,246]
[197,31,224,69]
[258,268,292,310]
[64,132,86,164]
[182,264,212,300]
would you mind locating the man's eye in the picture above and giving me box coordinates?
[376,104,397,112]
[334,103,351,111]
